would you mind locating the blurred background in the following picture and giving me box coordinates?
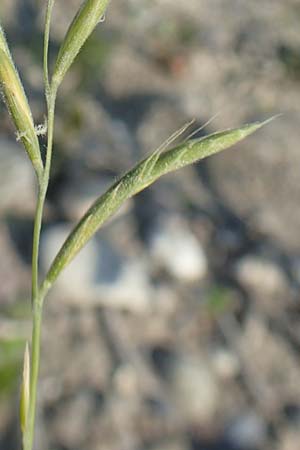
[1,1,300,449]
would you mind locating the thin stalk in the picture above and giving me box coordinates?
[23,300,42,450]
[23,186,45,450]
[24,90,56,450]
[31,0,55,302]
[23,3,57,449]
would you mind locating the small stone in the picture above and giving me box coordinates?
[225,412,267,449]
[170,356,219,423]
[211,348,240,380]
[150,216,207,282]
[235,256,286,293]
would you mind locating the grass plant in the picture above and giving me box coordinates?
[0,1,273,449]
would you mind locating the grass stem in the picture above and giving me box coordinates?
[24,4,57,446]
[24,90,56,450]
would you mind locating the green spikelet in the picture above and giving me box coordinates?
[0,26,43,178]
[52,0,110,88]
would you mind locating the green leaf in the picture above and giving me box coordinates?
[52,0,110,88]
[43,118,273,292]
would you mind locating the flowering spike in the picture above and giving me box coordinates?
[0,26,43,178]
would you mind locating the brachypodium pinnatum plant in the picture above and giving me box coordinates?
[0,1,273,449]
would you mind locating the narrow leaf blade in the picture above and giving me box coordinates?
[43,119,272,291]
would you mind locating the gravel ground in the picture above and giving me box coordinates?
[1,1,300,450]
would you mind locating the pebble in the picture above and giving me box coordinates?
[235,255,287,295]
[225,411,267,449]
[169,355,219,423]
[211,347,240,380]
[149,216,207,282]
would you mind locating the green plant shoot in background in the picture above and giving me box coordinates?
[0,1,273,449]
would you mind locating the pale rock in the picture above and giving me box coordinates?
[211,348,240,380]
[150,217,207,282]
[235,255,287,296]
[225,412,267,449]
[170,356,219,423]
